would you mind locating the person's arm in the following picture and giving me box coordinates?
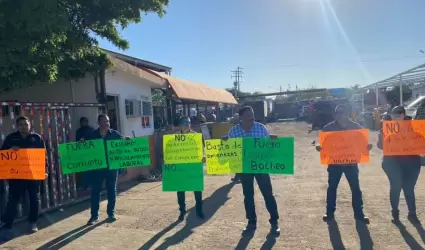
[113,130,124,140]
[76,129,82,142]
[1,135,12,150]
[40,137,49,175]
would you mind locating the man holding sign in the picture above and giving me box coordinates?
[224,106,280,236]
[316,105,372,224]
[85,114,131,226]
[0,116,48,239]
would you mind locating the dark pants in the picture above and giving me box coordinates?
[382,158,421,214]
[241,173,279,224]
[326,165,364,217]
[177,191,203,214]
[2,180,41,229]
[90,169,118,219]
[233,173,241,180]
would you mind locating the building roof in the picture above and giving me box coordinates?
[103,49,172,73]
[147,70,238,104]
[108,55,167,88]
[362,63,425,89]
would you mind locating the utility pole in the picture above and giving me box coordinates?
[231,66,243,97]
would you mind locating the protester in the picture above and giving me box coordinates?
[378,106,421,224]
[176,116,206,221]
[0,116,48,239]
[316,104,372,224]
[75,117,95,191]
[85,114,130,225]
[224,106,280,235]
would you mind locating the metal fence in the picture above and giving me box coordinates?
[0,102,104,217]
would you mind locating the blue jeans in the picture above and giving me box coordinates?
[90,169,118,219]
[382,158,421,214]
[326,165,364,217]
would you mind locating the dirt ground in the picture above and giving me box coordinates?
[2,122,425,249]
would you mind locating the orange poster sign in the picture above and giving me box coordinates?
[0,149,46,180]
[383,120,425,156]
[319,129,369,165]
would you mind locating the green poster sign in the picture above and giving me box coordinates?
[107,137,151,170]
[59,139,107,174]
[162,163,204,191]
[242,137,294,174]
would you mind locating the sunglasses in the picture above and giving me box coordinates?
[181,121,190,125]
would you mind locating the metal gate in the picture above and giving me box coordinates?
[0,102,104,217]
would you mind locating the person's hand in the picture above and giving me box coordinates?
[45,173,48,179]
[221,136,229,141]
[367,144,373,151]
[80,138,85,142]
[202,156,206,163]
[315,145,322,152]
[125,136,131,140]
[270,135,278,140]
[11,146,20,151]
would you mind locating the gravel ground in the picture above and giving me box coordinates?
[2,122,425,249]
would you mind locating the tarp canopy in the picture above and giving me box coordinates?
[147,70,238,104]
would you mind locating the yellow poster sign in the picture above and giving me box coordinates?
[163,133,203,164]
[205,138,242,174]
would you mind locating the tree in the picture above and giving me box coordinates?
[225,88,252,97]
[0,0,169,91]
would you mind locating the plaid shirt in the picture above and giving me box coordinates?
[228,122,270,138]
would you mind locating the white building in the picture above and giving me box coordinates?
[0,52,170,138]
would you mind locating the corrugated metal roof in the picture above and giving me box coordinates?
[146,70,238,104]
[108,55,167,88]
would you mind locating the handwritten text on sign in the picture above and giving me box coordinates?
[0,149,46,180]
[107,137,151,169]
[319,129,369,165]
[383,120,425,156]
[163,133,203,164]
[242,137,294,174]
[58,139,107,174]
[205,138,242,174]
[162,163,204,191]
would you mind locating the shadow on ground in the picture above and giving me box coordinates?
[0,181,142,247]
[139,182,235,250]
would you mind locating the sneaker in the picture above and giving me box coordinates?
[322,214,335,222]
[29,223,38,233]
[0,229,14,241]
[87,217,99,226]
[408,213,421,225]
[178,212,185,221]
[355,216,370,224]
[392,211,400,223]
[242,223,257,234]
[107,215,117,223]
[270,223,281,236]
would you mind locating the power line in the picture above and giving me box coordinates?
[231,66,243,96]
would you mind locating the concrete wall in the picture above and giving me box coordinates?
[105,70,154,137]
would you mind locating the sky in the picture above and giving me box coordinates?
[98,0,425,94]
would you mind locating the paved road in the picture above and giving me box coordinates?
[3,123,425,249]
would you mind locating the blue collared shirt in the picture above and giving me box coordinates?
[228,122,270,138]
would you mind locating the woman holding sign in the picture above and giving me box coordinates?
[176,116,206,221]
[378,106,421,224]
